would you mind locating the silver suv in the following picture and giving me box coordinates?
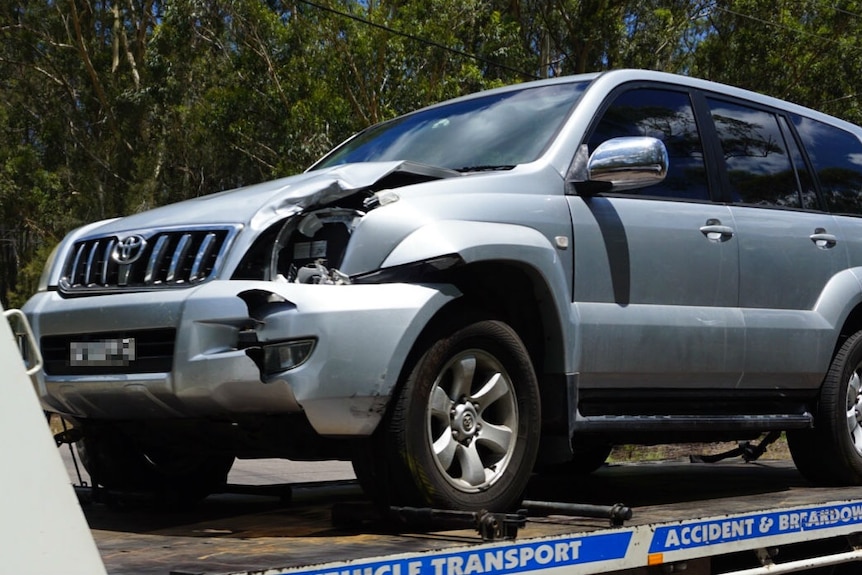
[23,69,862,510]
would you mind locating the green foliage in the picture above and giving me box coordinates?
[692,0,862,123]
[2,0,862,306]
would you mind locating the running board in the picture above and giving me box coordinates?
[572,413,813,432]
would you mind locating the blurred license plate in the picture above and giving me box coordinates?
[70,338,136,367]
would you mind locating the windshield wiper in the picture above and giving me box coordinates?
[454,165,516,173]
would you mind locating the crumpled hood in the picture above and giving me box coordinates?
[88,161,459,235]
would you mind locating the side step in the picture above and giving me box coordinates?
[572,413,813,432]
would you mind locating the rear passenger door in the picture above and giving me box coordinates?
[568,86,744,392]
[705,98,847,389]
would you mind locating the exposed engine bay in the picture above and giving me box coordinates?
[270,207,363,285]
[234,161,459,286]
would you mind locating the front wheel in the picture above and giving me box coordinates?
[382,319,541,511]
[788,330,862,485]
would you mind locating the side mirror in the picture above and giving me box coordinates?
[570,137,669,195]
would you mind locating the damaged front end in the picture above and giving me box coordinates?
[220,160,463,290]
[24,160,463,443]
[45,160,459,297]
[238,272,465,435]
[264,207,361,285]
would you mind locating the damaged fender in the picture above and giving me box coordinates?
[236,281,460,436]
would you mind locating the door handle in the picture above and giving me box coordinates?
[810,228,837,249]
[700,219,734,242]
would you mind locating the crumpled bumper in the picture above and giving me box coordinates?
[23,280,457,436]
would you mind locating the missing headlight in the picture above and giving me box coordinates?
[270,208,363,283]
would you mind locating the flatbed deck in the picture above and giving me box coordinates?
[73,458,862,575]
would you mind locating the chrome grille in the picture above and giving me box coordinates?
[60,228,232,295]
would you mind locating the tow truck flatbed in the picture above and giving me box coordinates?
[7,303,862,575]
[74,458,862,575]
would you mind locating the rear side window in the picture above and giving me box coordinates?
[780,116,819,210]
[707,98,801,208]
[793,115,862,215]
[588,88,709,201]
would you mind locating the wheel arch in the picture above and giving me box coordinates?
[425,260,566,371]
[813,268,862,366]
[376,220,576,463]
[388,258,572,464]
[836,303,862,359]
[381,220,574,377]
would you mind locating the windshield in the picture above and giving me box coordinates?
[311,82,589,171]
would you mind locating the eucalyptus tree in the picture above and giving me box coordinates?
[692,0,862,123]
[5,0,862,308]
[0,1,161,306]
[514,0,710,75]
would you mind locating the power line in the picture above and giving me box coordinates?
[299,1,862,81]
[706,4,862,108]
[831,4,862,20]
[711,5,860,52]
[295,0,540,80]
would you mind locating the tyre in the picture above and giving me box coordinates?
[380,319,541,511]
[788,330,862,485]
[78,428,234,502]
[350,437,389,506]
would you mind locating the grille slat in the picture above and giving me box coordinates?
[70,243,86,286]
[100,238,115,284]
[166,234,193,283]
[118,262,132,286]
[60,228,231,295]
[190,233,217,282]
[83,241,98,285]
[145,235,171,284]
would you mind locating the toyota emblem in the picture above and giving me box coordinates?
[112,235,147,264]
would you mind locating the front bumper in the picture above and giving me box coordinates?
[23,280,456,436]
